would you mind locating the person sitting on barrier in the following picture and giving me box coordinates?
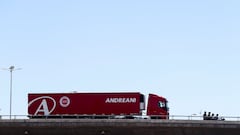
[203,112,207,120]
[213,114,219,120]
[211,113,215,120]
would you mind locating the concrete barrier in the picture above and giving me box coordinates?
[0,119,240,135]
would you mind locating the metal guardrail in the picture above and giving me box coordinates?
[0,115,240,121]
[0,115,28,119]
[170,115,240,121]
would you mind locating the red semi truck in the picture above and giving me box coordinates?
[28,92,169,119]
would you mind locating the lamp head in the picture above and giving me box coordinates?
[9,66,15,70]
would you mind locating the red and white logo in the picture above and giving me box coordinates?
[28,96,56,115]
[59,96,70,107]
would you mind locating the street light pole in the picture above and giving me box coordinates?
[9,66,14,120]
[2,66,21,119]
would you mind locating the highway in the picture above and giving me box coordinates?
[0,119,240,135]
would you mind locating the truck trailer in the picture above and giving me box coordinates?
[28,92,169,119]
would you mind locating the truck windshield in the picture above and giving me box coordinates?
[158,101,168,111]
[158,101,166,108]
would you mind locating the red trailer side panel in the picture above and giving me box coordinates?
[28,92,142,116]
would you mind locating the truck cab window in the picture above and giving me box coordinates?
[158,101,166,108]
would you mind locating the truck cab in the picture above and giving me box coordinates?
[147,94,169,119]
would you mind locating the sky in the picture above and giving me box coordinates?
[0,0,240,118]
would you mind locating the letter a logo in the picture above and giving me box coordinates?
[35,99,50,115]
[28,96,56,116]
